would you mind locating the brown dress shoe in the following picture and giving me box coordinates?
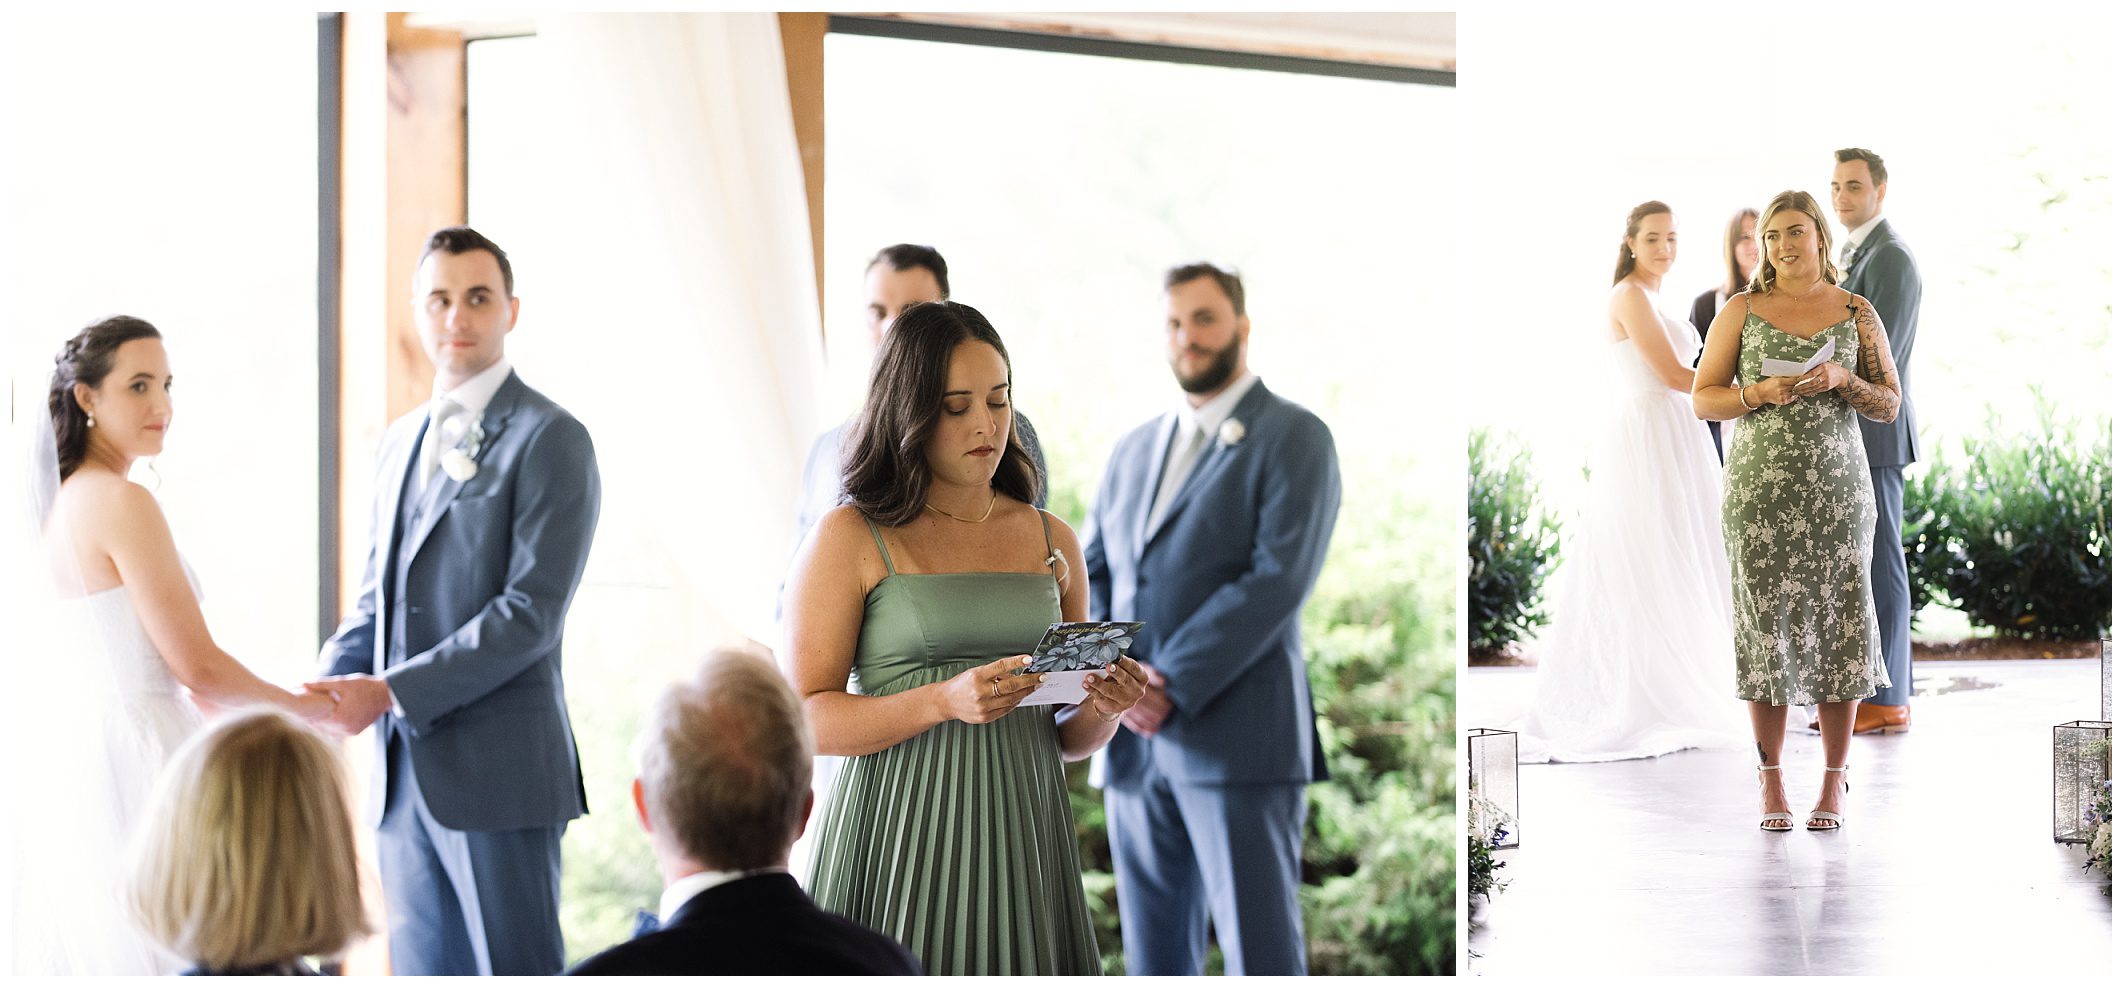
[1851,704,1911,735]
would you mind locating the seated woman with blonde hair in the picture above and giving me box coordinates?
[125,709,369,975]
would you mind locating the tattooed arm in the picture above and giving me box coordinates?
[1792,297,1901,422]
[1834,298,1901,422]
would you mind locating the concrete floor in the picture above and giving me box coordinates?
[1464,659,2113,977]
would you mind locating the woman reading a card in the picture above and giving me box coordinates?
[1692,189,1901,834]
[784,300,1147,975]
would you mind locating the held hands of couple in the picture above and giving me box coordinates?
[301,674,395,736]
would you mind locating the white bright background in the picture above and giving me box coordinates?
[1,12,321,679]
[822,32,1458,522]
[1458,7,2114,505]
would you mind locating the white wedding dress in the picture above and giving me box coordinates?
[8,568,200,973]
[1515,308,1744,762]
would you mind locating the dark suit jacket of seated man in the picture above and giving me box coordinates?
[564,871,921,975]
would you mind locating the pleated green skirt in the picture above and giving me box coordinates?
[806,570,1102,975]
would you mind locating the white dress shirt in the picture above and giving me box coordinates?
[416,357,513,492]
[659,866,788,924]
[1148,370,1258,530]
[1841,214,1886,270]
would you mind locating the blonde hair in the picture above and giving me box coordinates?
[1748,190,1841,293]
[127,709,367,971]
[639,641,814,870]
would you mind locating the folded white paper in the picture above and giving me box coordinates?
[1761,337,1835,378]
[1020,666,1109,706]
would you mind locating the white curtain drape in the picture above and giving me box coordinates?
[530,13,823,645]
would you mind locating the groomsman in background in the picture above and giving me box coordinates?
[312,228,601,974]
[791,244,1045,542]
[1083,263,1341,974]
[1831,147,1921,734]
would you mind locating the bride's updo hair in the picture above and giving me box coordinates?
[48,315,162,481]
[1747,190,1840,293]
[1612,200,1671,284]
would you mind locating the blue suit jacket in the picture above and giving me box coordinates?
[320,372,600,831]
[1844,218,1920,468]
[1084,379,1339,787]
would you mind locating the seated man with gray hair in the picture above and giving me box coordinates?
[567,643,922,975]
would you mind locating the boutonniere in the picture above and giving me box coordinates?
[1218,418,1246,447]
[439,419,486,482]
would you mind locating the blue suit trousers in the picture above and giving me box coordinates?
[377,727,568,975]
[1107,764,1308,975]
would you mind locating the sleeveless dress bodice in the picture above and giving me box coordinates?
[805,521,1101,975]
[1606,310,1700,394]
[64,585,189,699]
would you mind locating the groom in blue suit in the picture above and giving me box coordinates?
[312,228,601,974]
[1084,263,1340,975]
[1831,147,1921,736]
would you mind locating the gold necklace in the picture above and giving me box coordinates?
[925,490,998,523]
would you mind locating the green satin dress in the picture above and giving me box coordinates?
[805,516,1102,975]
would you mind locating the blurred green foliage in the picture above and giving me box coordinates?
[1467,428,1563,654]
[1903,398,2111,638]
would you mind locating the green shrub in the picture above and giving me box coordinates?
[1901,399,2111,638]
[1467,428,1563,654]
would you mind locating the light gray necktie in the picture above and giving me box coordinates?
[1839,238,1859,276]
[1148,420,1207,530]
[418,397,465,493]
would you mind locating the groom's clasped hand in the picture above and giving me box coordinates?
[300,674,395,736]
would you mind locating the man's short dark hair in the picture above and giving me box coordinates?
[1164,262,1245,316]
[419,226,516,297]
[866,243,949,298]
[1835,148,1887,187]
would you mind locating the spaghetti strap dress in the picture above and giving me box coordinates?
[1723,290,1891,704]
[804,512,1102,975]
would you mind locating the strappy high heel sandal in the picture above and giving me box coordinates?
[1806,766,1849,831]
[1757,764,1793,832]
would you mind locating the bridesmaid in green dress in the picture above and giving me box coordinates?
[1692,190,1902,834]
[784,301,1149,974]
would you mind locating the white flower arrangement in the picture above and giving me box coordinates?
[1218,418,1246,446]
[440,419,486,482]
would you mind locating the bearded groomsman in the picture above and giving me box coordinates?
[1083,262,1340,974]
[1830,147,1921,734]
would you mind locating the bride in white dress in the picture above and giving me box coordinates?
[1516,203,1743,763]
[7,317,334,974]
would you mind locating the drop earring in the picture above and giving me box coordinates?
[86,411,96,428]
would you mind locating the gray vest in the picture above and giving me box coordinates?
[386,422,431,669]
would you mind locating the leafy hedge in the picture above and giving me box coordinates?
[1904,401,2111,638]
[1467,429,1563,654]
